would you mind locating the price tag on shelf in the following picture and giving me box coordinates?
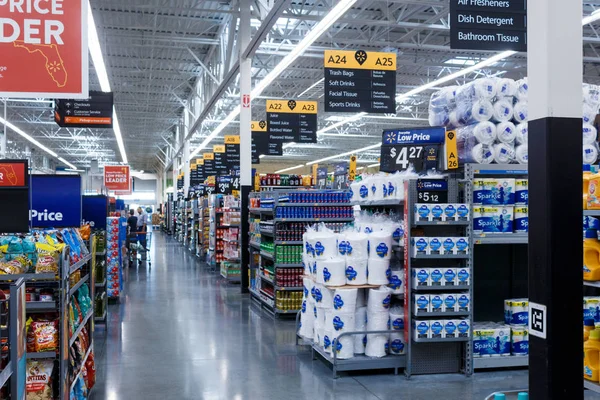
[416,178,448,204]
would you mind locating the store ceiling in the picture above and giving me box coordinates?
[4,0,600,173]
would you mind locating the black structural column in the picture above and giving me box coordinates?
[528,0,583,398]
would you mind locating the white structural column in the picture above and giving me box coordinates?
[239,0,252,293]
[527,0,582,398]
[183,111,191,197]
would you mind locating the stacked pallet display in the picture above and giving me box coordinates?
[106,216,124,299]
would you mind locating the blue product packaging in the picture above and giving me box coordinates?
[456,238,469,254]
[430,320,444,339]
[482,206,514,233]
[415,204,431,222]
[429,238,442,255]
[443,204,457,221]
[473,179,485,205]
[430,268,443,286]
[514,207,528,233]
[456,204,470,221]
[431,205,444,221]
[430,295,444,312]
[482,178,516,205]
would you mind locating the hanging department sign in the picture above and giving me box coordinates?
[104,165,130,191]
[30,175,81,228]
[0,0,89,98]
[252,120,282,163]
[267,100,318,144]
[324,50,397,113]
[450,0,527,52]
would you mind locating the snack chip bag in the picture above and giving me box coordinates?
[26,360,54,400]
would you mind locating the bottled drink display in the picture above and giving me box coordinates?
[275,245,302,264]
[275,268,303,288]
[276,291,302,311]
[276,206,353,219]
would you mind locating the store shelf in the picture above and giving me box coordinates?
[260,186,304,189]
[585,210,600,216]
[312,343,406,376]
[259,273,274,285]
[474,356,528,369]
[69,274,89,297]
[249,208,262,214]
[260,229,274,236]
[350,199,403,206]
[69,345,93,393]
[413,285,470,292]
[0,273,57,282]
[223,238,239,243]
[584,281,600,288]
[473,233,528,245]
[249,288,275,309]
[69,254,92,275]
[413,220,470,226]
[585,380,600,394]
[274,218,353,222]
[275,308,301,314]
[275,263,303,268]
[26,301,57,311]
[275,286,303,291]
[95,280,106,288]
[26,351,57,360]
[69,310,93,347]
[260,251,274,260]
[249,241,261,250]
[413,336,470,343]
[260,208,274,215]
[274,240,303,245]
[260,289,275,300]
[278,203,351,207]
[470,164,528,175]
[413,311,470,318]
[412,254,470,259]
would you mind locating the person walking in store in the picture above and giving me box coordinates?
[137,206,148,252]
[126,209,138,264]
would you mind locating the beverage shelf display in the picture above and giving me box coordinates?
[207,194,241,279]
[93,232,108,324]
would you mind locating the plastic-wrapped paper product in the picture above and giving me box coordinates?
[429,109,451,127]
[388,269,404,295]
[583,124,598,145]
[448,110,461,129]
[320,258,346,287]
[429,86,457,112]
[356,289,366,308]
[349,180,362,203]
[365,334,388,358]
[333,288,358,312]
[367,258,391,285]
[329,311,355,334]
[299,299,315,339]
[474,78,497,99]
[368,230,393,260]
[367,286,393,312]
[345,231,369,258]
[345,257,368,285]
[584,83,600,107]
[365,310,390,358]
[472,121,497,145]
[492,98,514,122]
[584,144,599,165]
[516,78,528,100]
[493,143,516,164]
[332,331,354,359]
[496,121,517,144]
[496,78,517,98]
[389,332,406,355]
[513,101,528,123]
[313,283,333,308]
[303,277,314,302]
[354,306,367,354]
[471,100,494,123]
[323,329,334,354]
[583,103,597,125]
[389,307,405,331]
[515,145,528,164]
[391,220,405,246]
[515,123,528,145]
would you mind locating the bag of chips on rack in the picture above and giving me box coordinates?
[79,225,91,241]
[26,317,35,353]
[31,320,58,353]
[85,352,96,389]
[26,360,54,400]
[35,243,60,274]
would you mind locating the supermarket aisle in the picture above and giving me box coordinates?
[90,233,593,400]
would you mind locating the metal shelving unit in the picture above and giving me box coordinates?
[474,356,528,369]
[93,232,108,324]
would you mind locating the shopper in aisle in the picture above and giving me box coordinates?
[137,206,148,251]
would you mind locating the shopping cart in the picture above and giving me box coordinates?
[129,230,152,266]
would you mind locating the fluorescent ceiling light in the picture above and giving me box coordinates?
[306,143,381,166]
[444,58,476,66]
[318,112,367,135]
[275,164,305,173]
[583,9,600,25]
[298,78,324,98]
[320,133,375,138]
[188,0,357,160]
[58,157,78,170]
[88,2,128,165]
[367,163,380,168]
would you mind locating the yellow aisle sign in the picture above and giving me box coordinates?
[324,50,396,71]
[349,155,357,181]
[191,160,197,167]
[251,121,267,132]
[203,153,214,160]
[266,100,317,114]
[225,135,240,144]
[197,159,204,166]
[445,130,458,170]
[214,145,226,153]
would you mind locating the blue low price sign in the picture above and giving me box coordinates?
[82,195,108,229]
[380,127,446,173]
[30,175,82,228]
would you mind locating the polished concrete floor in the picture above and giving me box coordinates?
[91,233,597,400]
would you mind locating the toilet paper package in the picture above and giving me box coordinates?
[457,319,471,338]
[430,320,445,339]
[513,101,528,123]
[443,268,457,286]
[511,327,529,356]
[430,204,445,222]
[514,206,528,233]
[320,258,346,287]
[331,311,355,334]
[492,98,514,122]
[455,237,469,254]
[367,258,391,285]
[496,121,517,144]
[367,310,390,331]
[366,311,390,356]
[430,295,444,313]
[428,237,443,255]
[412,237,429,256]
[457,268,471,286]
[303,277,314,301]
[345,258,368,285]
[482,206,514,233]
[413,320,431,340]
[333,288,358,312]
[365,334,389,358]
[415,204,432,222]
[367,287,393,312]
[413,268,430,288]
[323,329,334,354]
[356,288,366,308]
[392,222,405,246]
[473,206,485,234]
[482,178,516,205]
[515,179,528,205]
[584,144,599,165]
[515,144,528,164]
[504,299,529,326]
[414,294,431,315]
[313,234,338,260]
[515,123,528,145]
[429,268,444,286]
[344,232,369,259]
[496,78,517,98]
[368,231,393,260]
[354,306,367,354]
[331,332,354,359]
[389,307,405,331]
[443,294,458,313]
[313,283,333,308]
[456,204,470,221]
[444,320,459,338]
[389,332,406,355]
[443,204,457,221]
[388,269,404,295]
[457,294,471,312]
[298,300,315,339]
[494,142,516,164]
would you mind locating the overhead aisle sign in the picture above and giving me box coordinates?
[31,175,82,228]
[54,91,114,128]
[267,100,318,144]
[0,0,88,98]
[450,0,527,52]
[324,50,397,114]
[224,135,240,170]
[252,120,282,163]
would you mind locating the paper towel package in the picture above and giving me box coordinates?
[413,320,431,340]
[431,204,445,222]
[473,179,485,204]
[414,294,431,315]
[430,295,444,313]
[415,204,432,222]
[443,268,457,286]
[482,206,514,233]
[367,287,392,311]
[368,231,393,260]
[413,268,430,288]
[482,178,516,205]
[458,294,471,312]
[389,308,405,331]
[429,268,444,286]
[321,258,346,287]
[443,294,458,313]
[455,237,469,254]
[345,258,368,285]
[473,206,485,234]
[444,320,458,338]
[388,269,404,295]
[457,268,471,286]
[514,206,528,233]
[354,307,367,355]
[333,288,358,312]
[367,258,391,285]
[345,232,369,259]
[474,326,510,357]
[430,320,445,339]
[515,179,528,205]
[389,332,406,355]
[412,237,429,256]
[428,237,443,256]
